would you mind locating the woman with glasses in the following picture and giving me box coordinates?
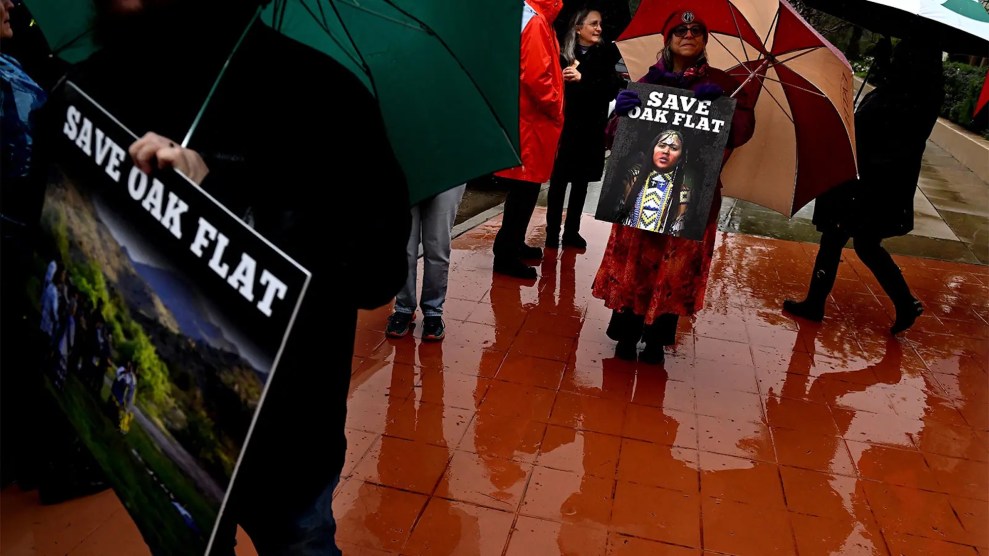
[592,9,756,364]
[545,8,624,250]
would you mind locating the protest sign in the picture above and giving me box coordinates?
[595,82,736,240]
[34,81,309,554]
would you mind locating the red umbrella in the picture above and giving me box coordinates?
[617,0,857,217]
[975,70,989,118]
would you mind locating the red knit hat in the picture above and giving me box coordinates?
[663,10,707,43]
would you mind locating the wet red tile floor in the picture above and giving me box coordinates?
[3,210,987,555]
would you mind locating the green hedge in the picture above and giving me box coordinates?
[942,61,988,138]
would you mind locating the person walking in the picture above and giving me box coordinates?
[492,0,565,280]
[591,9,756,364]
[386,183,466,341]
[783,38,942,335]
[546,7,624,250]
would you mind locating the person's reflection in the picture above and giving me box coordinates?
[470,274,537,506]
[767,319,902,554]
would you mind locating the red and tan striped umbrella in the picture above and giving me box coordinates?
[617,0,857,217]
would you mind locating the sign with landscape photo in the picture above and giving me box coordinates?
[595,82,736,241]
[33,81,310,554]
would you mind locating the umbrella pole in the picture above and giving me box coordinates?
[854,60,873,108]
[730,58,771,99]
[180,7,262,148]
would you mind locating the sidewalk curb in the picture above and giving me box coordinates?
[929,119,989,184]
[450,183,549,241]
[452,204,504,240]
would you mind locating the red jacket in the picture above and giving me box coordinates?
[496,0,564,184]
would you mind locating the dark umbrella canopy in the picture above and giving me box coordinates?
[802,0,989,55]
[23,0,524,206]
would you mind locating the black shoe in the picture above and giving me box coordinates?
[494,257,537,279]
[545,234,560,249]
[422,316,446,341]
[639,343,665,365]
[782,298,824,322]
[561,232,587,249]
[891,299,923,335]
[386,311,415,338]
[518,244,543,260]
[615,340,637,360]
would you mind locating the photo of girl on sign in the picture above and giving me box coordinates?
[615,129,691,235]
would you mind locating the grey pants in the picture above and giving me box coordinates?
[395,184,466,317]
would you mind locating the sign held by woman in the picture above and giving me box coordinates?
[595,82,736,241]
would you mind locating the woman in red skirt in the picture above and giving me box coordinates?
[592,9,756,364]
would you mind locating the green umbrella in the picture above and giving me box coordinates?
[23,0,522,205]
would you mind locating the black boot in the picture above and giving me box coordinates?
[853,235,921,335]
[782,298,825,322]
[891,299,923,334]
[518,244,543,260]
[608,309,642,360]
[561,232,587,249]
[615,340,638,360]
[783,265,837,322]
[639,343,665,364]
[494,256,537,280]
[784,230,844,322]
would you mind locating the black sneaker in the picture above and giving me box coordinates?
[422,316,445,341]
[561,232,587,249]
[518,244,543,260]
[386,312,415,338]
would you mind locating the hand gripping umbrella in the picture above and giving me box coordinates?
[24,0,523,205]
[617,0,858,217]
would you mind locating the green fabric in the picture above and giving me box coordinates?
[24,0,522,205]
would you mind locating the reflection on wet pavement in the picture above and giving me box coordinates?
[332,211,987,555]
[3,205,986,555]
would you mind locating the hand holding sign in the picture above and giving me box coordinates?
[129,132,209,185]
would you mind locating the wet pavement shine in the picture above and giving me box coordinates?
[3,136,987,554]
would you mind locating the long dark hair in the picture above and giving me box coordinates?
[617,129,688,222]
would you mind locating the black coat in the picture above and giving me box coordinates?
[41,3,410,530]
[813,71,944,238]
[552,41,624,183]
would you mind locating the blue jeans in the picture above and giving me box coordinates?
[395,184,465,317]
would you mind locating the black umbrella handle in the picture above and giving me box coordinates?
[854,60,874,108]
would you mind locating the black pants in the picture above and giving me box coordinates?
[493,178,541,258]
[607,308,679,346]
[807,229,913,306]
[546,175,589,236]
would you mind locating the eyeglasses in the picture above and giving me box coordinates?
[672,25,706,38]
